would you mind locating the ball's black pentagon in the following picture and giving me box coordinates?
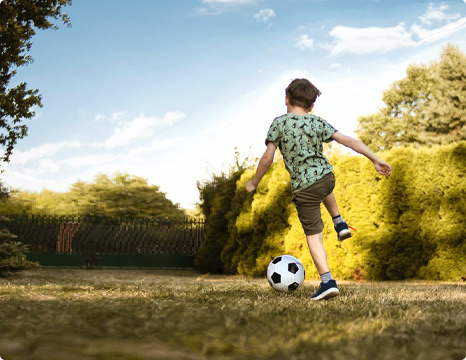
[288,262,299,274]
[272,256,282,264]
[271,272,281,284]
[288,282,300,291]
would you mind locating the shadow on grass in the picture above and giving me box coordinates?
[0,270,465,360]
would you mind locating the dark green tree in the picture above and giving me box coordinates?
[0,0,71,163]
[194,149,254,273]
[0,185,38,277]
[194,170,243,273]
[0,0,71,275]
[0,222,39,277]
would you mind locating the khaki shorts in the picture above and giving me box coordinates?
[291,172,335,236]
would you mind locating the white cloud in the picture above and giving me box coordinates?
[254,9,276,23]
[329,23,415,55]
[37,159,60,173]
[327,3,466,56]
[10,141,80,165]
[128,136,186,157]
[94,111,127,123]
[103,111,185,149]
[1,168,61,192]
[420,4,459,25]
[412,16,466,44]
[296,34,314,50]
[63,154,119,169]
[328,62,342,69]
[111,111,127,121]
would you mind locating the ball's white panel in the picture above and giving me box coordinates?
[266,254,305,292]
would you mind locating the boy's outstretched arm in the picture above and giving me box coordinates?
[245,142,277,193]
[331,132,392,178]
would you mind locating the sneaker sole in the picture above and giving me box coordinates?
[311,288,340,301]
[338,229,352,241]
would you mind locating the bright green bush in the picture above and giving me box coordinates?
[221,162,293,276]
[198,142,466,281]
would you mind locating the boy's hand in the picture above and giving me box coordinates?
[374,160,391,178]
[245,181,256,194]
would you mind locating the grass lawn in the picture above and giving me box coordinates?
[0,268,465,360]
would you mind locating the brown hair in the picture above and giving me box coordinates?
[285,78,321,109]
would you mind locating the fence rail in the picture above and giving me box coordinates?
[1,215,205,266]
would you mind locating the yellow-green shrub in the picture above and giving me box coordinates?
[200,142,466,281]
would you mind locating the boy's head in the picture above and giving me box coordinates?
[285,78,321,110]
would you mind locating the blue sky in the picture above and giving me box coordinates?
[3,0,466,208]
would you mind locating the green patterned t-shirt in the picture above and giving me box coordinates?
[265,113,337,194]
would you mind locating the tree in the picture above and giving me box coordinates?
[356,44,466,151]
[0,1,71,275]
[0,221,39,277]
[423,44,466,143]
[0,184,38,277]
[67,173,186,219]
[0,173,187,218]
[194,170,243,273]
[0,0,72,163]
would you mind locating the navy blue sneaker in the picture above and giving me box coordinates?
[335,221,352,241]
[311,280,340,301]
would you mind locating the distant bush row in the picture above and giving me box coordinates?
[195,142,466,281]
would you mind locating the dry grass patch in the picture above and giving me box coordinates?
[0,269,465,360]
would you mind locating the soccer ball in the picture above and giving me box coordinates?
[266,255,305,292]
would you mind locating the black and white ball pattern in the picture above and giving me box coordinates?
[266,255,305,292]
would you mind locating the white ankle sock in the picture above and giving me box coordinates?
[320,272,333,284]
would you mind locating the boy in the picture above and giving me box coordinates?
[245,78,391,301]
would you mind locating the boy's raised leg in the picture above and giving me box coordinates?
[323,192,352,241]
[323,192,340,217]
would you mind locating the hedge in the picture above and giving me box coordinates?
[195,142,466,281]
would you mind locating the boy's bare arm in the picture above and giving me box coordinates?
[245,142,277,193]
[331,132,392,178]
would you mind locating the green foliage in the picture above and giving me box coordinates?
[0,0,71,274]
[424,44,466,143]
[357,65,431,149]
[67,173,185,219]
[220,169,255,274]
[0,0,72,163]
[230,162,293,276]
[195,148,258,273]
[194,170,243,273]
[0,173,185,219]
[0,218,39,277]
[199,143,466,281]
[356,43,466,151]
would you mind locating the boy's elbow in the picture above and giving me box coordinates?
[261,154,274,167]
[262,156,274,166]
